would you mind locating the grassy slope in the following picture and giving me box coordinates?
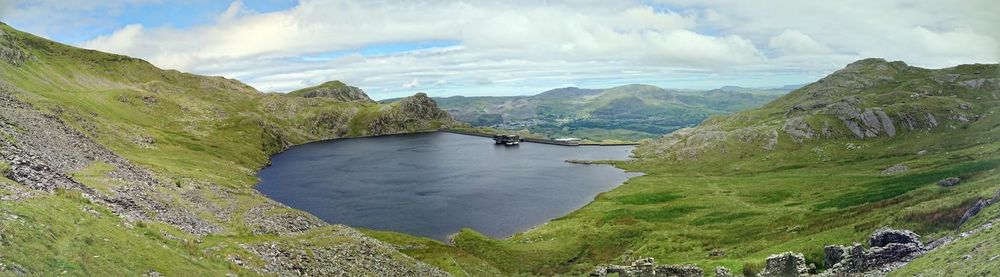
[0,22,450,275]
[382,61,1000,275]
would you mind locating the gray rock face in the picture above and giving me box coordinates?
[958,78,999,89]
[591,257,704,277]
[823,228,925,275]
[824,245,846,269]
[936,177,961,187]
[757,252,808,277]
[783,117,815,143]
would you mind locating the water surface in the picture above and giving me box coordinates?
[256,132,638,241]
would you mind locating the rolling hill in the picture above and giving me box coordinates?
[391,85,792,142]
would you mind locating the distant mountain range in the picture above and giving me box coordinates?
[386,84,797,141]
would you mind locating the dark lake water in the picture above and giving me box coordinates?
[256,132,638,241]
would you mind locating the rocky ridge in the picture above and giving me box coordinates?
[637,58,999,161]
[286,80,375,103]
[368,92,455,135]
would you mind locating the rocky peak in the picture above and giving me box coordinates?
[364,92,455,136]
[287,80,375,103]
[397,92,450,119]
[810,58,910,92]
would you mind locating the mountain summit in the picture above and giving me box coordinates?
[287,80,375,103]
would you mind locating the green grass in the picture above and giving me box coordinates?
[613,191,683,205]
[361,229,504,276]
[0,191,251,275]
[2,21,999,276]
[416,61,1000,275]
[0,22,452,275]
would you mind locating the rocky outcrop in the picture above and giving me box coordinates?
[636,58,998,161]
[821,228,925,276]
[591,257,703,277]
[367,93,454,135]
[287,80,375,103]
[0,26,32,66]
[869,228,923,248]
[958,188,1000,226]
[936,177,961,187]
[758,252,809,277]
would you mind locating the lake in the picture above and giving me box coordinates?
[255,132,639,241]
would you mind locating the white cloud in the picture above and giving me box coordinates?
[768,30,831,55]
[8,0,998,98]
[403,78,420,89]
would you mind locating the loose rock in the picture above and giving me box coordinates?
[880,163,908,175]
[823,228,926,275]
[936,177,961,187]
[757,252,808,277]
[591,257,704,277]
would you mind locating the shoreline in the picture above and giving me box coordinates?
[254,129,644,244]
[441,128,641,146]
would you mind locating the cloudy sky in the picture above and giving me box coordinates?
[1,0,997,99]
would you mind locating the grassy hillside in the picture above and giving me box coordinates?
[0,22,452,275]
[2,19,997,276]
[380,59,1000,275]
[401,85,789,142]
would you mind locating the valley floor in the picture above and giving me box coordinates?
[375,126,1000,276]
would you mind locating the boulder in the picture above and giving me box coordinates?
[824,228,926,275]
[757,252,808,277]
[936,177,961,187]
[869,228,922,248]
[714,267,733,277]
